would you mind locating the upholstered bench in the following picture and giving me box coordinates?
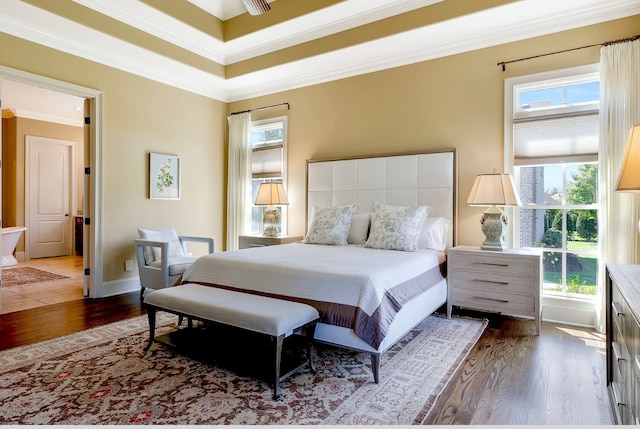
[143,283,320,399]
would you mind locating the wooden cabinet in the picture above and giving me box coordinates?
[447,245,542,335]
[606,263,640,425]
[238,235,302,249]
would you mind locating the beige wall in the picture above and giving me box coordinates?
[0,32,226,283]
[229,16,640,250]
[0,14,638,287]
[1,116,83,255]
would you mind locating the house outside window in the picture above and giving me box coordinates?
[505,65,600,299]
[249,117,287,235]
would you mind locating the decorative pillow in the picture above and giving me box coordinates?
[417,217,451,251]
[138,228,184,264]
[303,204,357,245]
[364,202,431,251]
[347,212,371,245]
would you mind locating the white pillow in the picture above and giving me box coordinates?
[347,212,371,244]
[364,202,431,251]
[417,217,451,251]
[138,228,184,264]
[303,204,358,246]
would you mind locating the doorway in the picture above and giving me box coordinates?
[0,65,103,312]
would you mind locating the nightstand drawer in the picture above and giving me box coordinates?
[238,235,302,249]
[447,246,542,335]
[451,253,534,278]
[450,271,534,295]
[452,288,535,315]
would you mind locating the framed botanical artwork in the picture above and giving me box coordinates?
[149,153,180,200]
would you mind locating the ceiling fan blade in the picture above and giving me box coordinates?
[241,0,271,15]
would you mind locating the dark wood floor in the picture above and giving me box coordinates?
[0,296,613,425]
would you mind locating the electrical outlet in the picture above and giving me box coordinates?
[124,260,134,272]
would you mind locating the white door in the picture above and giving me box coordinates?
[27,136,72,259]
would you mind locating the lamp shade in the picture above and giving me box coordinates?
[254,182,289,206]
[466,173,522,207]
[615,125,640,192]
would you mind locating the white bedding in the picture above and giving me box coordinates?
[181,242,445,349]
[182,242,443,314]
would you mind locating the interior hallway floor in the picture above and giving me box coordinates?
[0,255,84,314]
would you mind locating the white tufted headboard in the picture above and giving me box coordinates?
[306,148,458,248]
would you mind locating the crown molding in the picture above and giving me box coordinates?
[0,0,228,101]
[222,0,443,64]
[73,0,227,64]
[225,0,640,101]
[7,108,83,127]
[1,0,638,103]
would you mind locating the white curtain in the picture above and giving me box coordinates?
[596,39,640,331]
[226,112,252,251]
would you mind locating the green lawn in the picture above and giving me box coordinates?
[543,247,598,295]
[567,240,598,252]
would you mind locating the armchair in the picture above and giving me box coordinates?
[135,228,214,298]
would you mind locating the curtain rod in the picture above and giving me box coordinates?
[497,34,640,71]
[230,102,290,116]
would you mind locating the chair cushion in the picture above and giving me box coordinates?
[149,255,198,276]
[138,228,184,265]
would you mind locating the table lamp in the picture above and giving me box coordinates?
[615,124,640,234]
[467,171,522,251]
[254,182,289,237]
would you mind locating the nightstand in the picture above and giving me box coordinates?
[238,235,303,249]
[447,245,542,335]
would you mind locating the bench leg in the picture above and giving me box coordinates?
[371,353,381,384]
[144,306,156,352]
[273,334,284,400]
[307,321,317,373]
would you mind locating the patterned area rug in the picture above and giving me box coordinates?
[0,312,487,425]
[2,266,69,287]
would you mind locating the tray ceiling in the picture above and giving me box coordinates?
[0,0,639,118]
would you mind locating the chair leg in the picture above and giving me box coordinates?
[140,287,146,300]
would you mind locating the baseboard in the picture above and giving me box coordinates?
[16,251,25,262]
[102,277,140,298]
[542,296,596,328]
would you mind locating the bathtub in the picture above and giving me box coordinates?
[2,226,27,267]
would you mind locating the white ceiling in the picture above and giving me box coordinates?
[1,0,639,126]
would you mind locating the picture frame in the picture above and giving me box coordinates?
[149,153,180,200]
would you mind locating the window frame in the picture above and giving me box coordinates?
[249,116,288,236]
[504,64,600,299]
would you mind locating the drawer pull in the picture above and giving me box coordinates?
[612,301,624,317]
[473,279,509,286]
[472,296,509,303]
[612,383,626,407]
[479,262,509,267]
[635,355,640,373]
[612,341,628,362]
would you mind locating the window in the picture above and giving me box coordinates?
[249,117,287,235]
[506,65,600,298]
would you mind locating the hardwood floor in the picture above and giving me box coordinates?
[0,291,614,424]
[426,311,613,425]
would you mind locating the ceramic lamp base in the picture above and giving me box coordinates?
[480,209,508,251]
[262,206,281,237]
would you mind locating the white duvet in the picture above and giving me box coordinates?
[181,242,444,317]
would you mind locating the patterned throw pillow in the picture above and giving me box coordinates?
[364,202,431,251]
[303,204,358,245]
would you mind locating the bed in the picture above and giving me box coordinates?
[181,149,458,382]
